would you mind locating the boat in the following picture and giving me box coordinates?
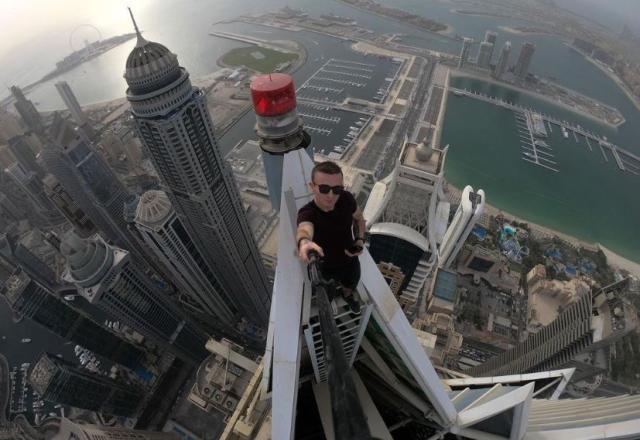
[524,152,535,158]
[453,90,465,97]
[561,126,569,139]
[21,338,31,343]
[530,113,548,138]
[534,140,549,148]
[63,295,75,301]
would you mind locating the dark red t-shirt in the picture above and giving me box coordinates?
[297,191,357,267]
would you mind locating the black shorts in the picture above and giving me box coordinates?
[320,257,361,292]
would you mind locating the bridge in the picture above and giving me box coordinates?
[450,87,640,175]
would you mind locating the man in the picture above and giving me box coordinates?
[296,161,366,312]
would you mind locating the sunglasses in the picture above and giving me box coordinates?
[315,184,344,195]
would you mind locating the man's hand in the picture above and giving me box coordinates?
[299,239,324,263]
[344,239,364,257]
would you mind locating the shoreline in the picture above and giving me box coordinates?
[336,0,457,39]
[565,43,640,113]
[497,25,557,37]
[445,183,640,276]
[450,69,621,129]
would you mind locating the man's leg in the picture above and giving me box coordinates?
[340,257,361,313]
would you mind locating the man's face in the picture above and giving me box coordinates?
[310,171,343,211]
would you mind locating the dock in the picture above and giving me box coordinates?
[514,111,559,172]
[450,87,640,174]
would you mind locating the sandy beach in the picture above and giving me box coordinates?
[445,184,640,277]
[565,43,640,113]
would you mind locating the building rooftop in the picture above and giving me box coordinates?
[400,141,443,176]
[135,190,173,230]
[2,269,29,305]
[369,222,429,251]
[29,353,59,396]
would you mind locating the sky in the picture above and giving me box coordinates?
[0,0,637,87]
[0,1,150,60]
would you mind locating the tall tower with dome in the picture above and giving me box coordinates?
[123,10,270,328]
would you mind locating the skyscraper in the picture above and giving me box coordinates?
[60,231,209,364]
[134,190,238,326]
[0,109,23,142]
[514,42,536,79]
[476,41,494,69]
[4,162,65,226]
[438,185,485,268]
[10,86,43,133]
[124,13,270,326]
[41,115,148,262]
[458,37,473,68]
[42,174,97,238]
[363,140,452,307]
[29,353,143,416]
[55,81,88,126]
[7,135,45,179]
[2,269,145,370]
[492,41,512,79]
[0,231,58,289]
[468,279,636,377]
[54,418,179,440]
[484,30,498,45]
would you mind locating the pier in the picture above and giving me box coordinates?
[450,87,640,175]
[515,112,559,172]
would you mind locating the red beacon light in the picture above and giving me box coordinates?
[249,73,311,211]
[250,73,297,117]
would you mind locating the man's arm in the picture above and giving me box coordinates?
[353,207,366,243]
[345,206,366,257]
[296,221,323,263]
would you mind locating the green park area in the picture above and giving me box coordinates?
[221,46,298,73]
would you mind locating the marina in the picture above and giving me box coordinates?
[515,111,558,172]
[294,57,402,159]
[450,87,640,174]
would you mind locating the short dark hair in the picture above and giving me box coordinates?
[311,161,342,182]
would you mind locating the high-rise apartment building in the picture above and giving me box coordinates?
[10,86,43,133]
[0,231,58,289]
[4,162,65,226]
[41,116,151,265]
[29,353,143,416]
[42,174,97,237]
[0,109,23,142]
[124,17,270,325]
[55,81,88,126]
[53,418,179,440]
[514,42,536,79]
[458,37,474,68]
[60,231,209,364]
[469,279,636,377]
[484,30,497,45]
[363,140,452,307]
[492,41,512,79]
[476,41,494,69]
[134,190,237,326]
[438,185,485,268]
[7,135,45,179]
[2,269,145,369]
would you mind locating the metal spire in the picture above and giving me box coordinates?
[127,7,146,46]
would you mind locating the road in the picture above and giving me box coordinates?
[376,56,436,178]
